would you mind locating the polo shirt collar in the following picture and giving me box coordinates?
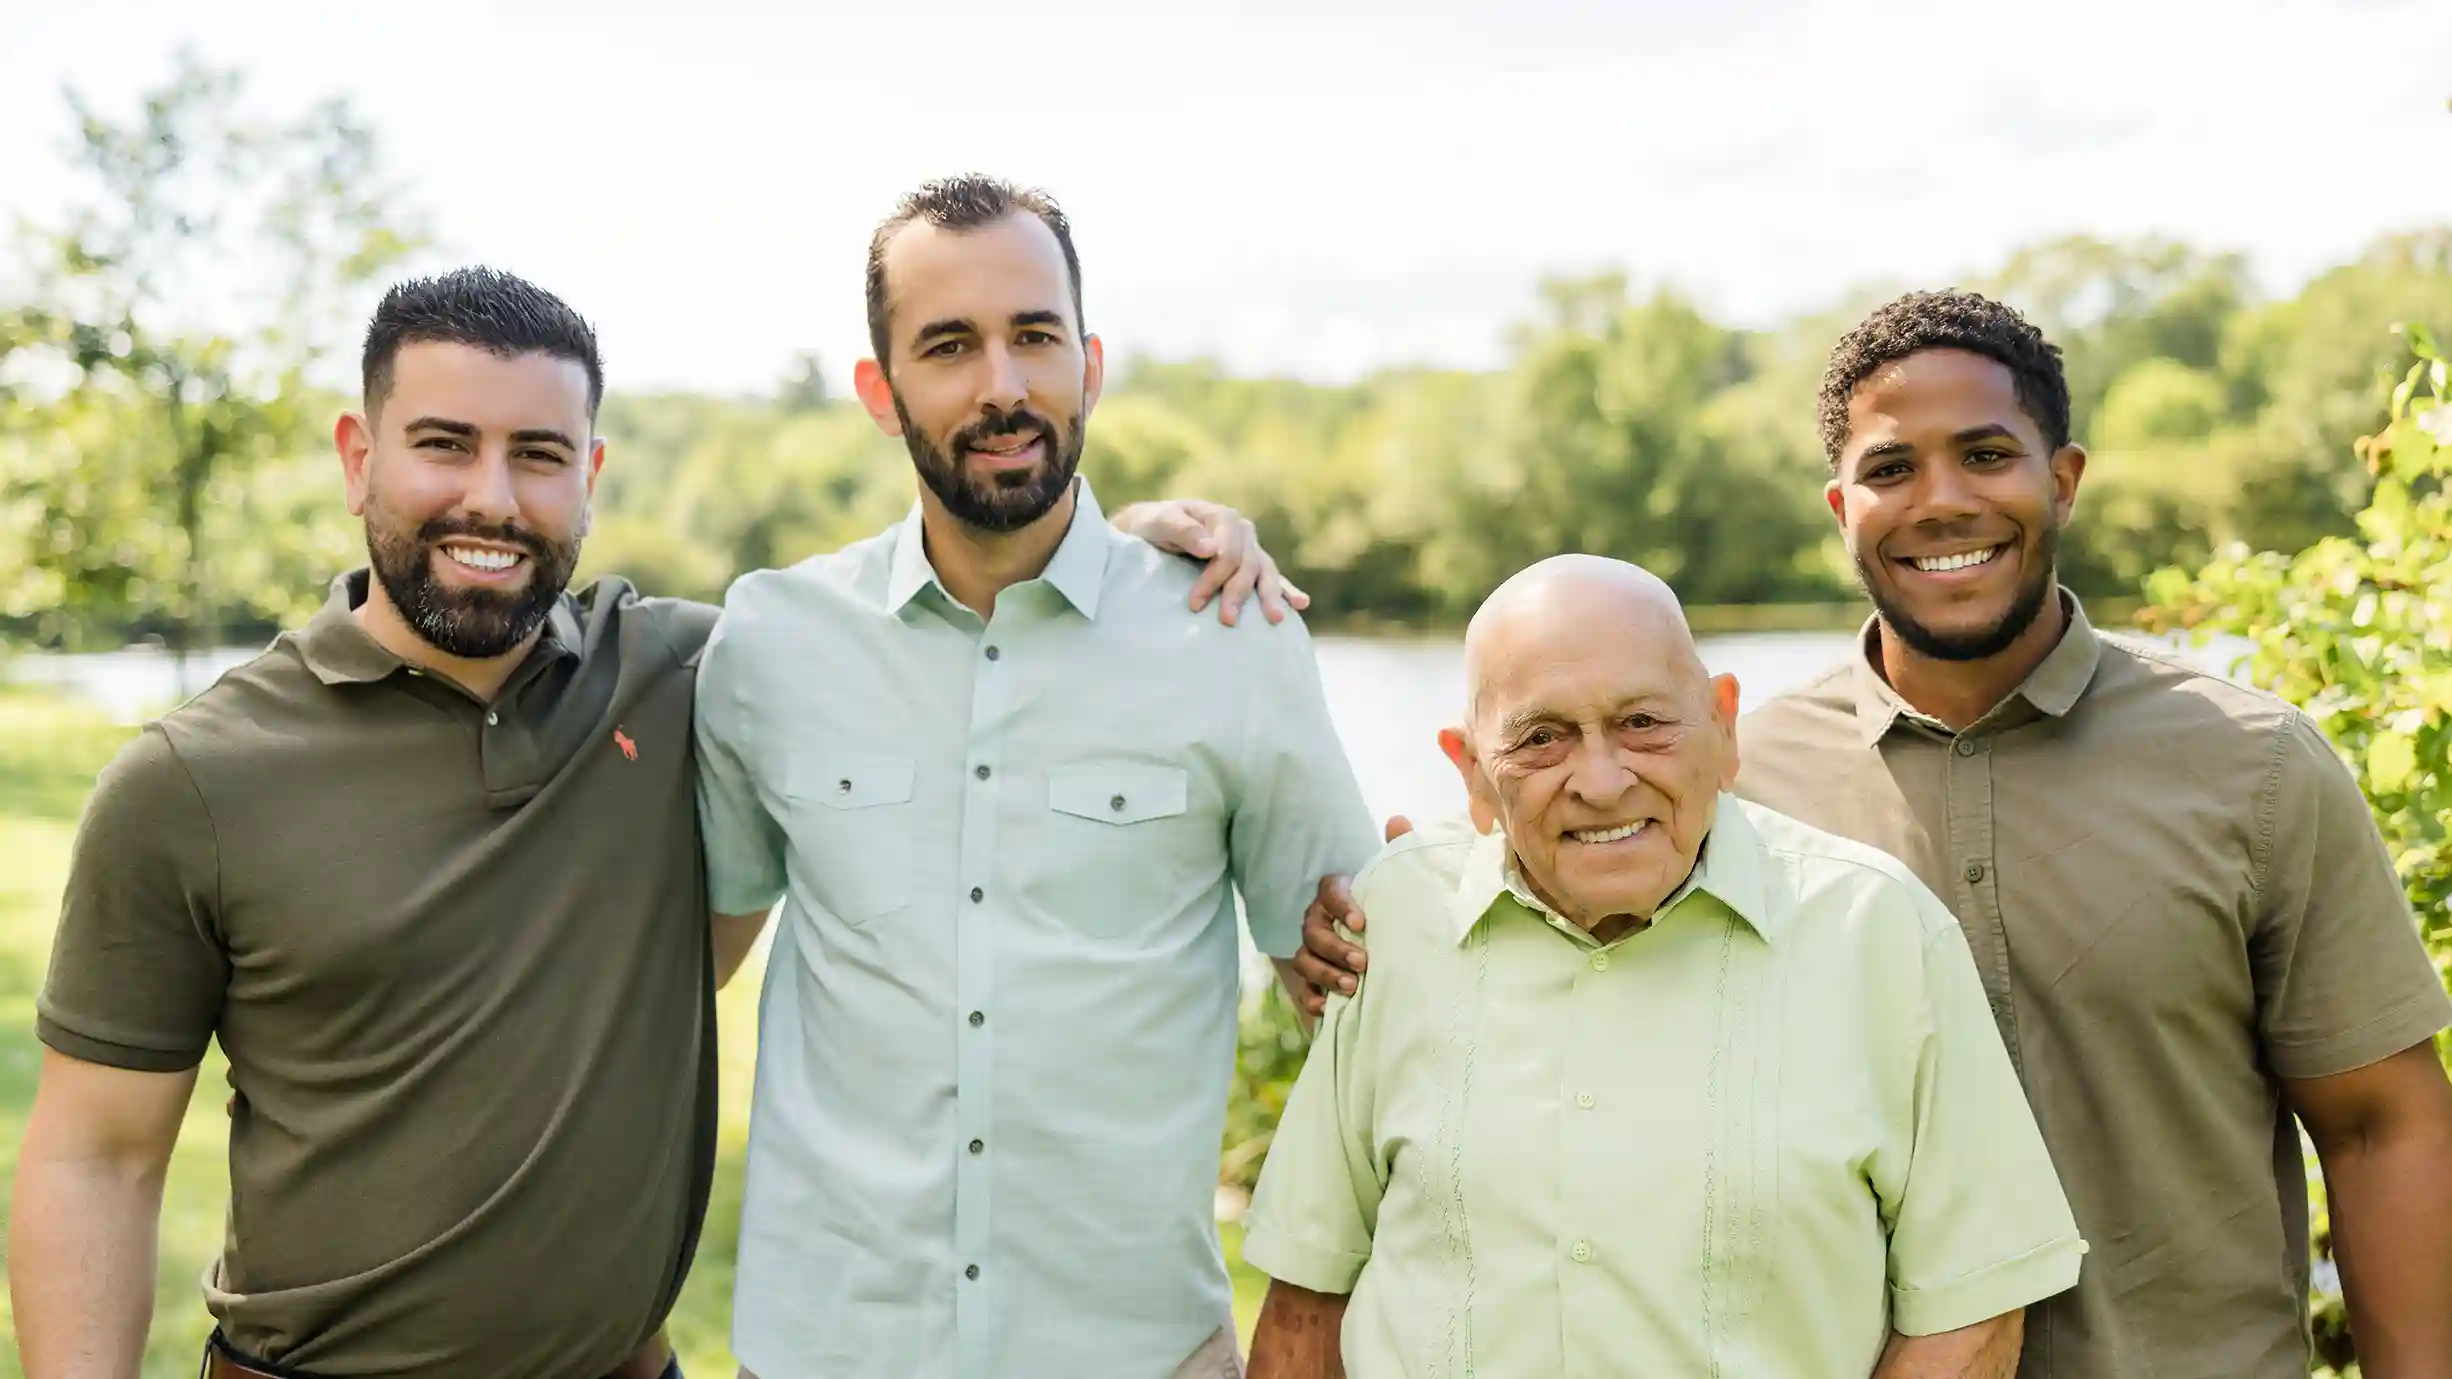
[1450,792,1780,946]
[884,477,1114,621]
[296,569,583,688]
[1848,587,2103,747]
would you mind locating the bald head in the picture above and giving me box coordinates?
[1442,555,1739,933]
[1464,555,1708,728]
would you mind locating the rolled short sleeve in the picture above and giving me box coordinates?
[2253,714,2452,1081]
[1237,940,1383,1295]
[1226,615,1379,957]
[693,611,788,916]
[1883,900,2087,1336]
[36,726,228,1072]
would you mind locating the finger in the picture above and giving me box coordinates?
[1186,550,1231,613]
[1155,510,1216,560]
[1289,945,1357,997]
[1383,814,1413,844]
[1256,563,1291,625]
[1298,987,1326,1018]
[1281,578,1311,611]
[1218,552,1263,628]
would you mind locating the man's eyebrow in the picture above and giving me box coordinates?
[404,417,477,437]
[1496,707,1564,741]
[507,428,578,450]
[1011,309,1068,333]
[910,317,976,349]
[1953,423,2021,446]
[1855,439,1914,464]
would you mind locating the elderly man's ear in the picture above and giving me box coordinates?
[1437,727,1499,835]
[1711,672,1742,786]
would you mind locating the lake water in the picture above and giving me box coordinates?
[11,626,2246,830]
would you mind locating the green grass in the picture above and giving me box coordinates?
[0,689,1268,1376]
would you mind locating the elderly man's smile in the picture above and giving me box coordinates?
[1567,821,1650,846]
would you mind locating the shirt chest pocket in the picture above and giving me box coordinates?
[1035,761,1201,940]
[784,752,917,926]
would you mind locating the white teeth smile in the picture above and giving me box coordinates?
[1910,547,2003,573]
[442,545,522,573]
[1570,822,1648,845]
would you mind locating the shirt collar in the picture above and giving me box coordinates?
[1452,792,1780,947]
[1848,587,2103,747]
[295,569,582,687]
[884,477,1114,621]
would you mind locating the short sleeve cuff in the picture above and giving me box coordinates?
[708,877,785,919]
[35,1011,206,1073]
[2268,985,2452,1081]
[1891,1233,2087,1337]
[1239,1222,1369,1296]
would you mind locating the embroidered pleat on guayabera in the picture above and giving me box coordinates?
[1413,920,1493,1379]
[1698,911,1785,1376]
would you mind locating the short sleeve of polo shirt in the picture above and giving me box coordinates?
[37,725,229,1072]
[693,604,788,917]
[2252,713,2452,1079]
[1881,891,2087,1335]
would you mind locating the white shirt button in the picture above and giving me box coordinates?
[1574,1091,1596,1110]
[484,711,498,726]
[1570,1241,1594,1263]
[1590,952,1610,972]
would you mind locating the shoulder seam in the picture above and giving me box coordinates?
[148,724,225,934]
[2247,712,2296,903]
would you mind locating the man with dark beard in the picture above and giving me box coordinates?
[1292,290,2452,1379]
[692,176,1380,1379]
[10,266,1309,1379]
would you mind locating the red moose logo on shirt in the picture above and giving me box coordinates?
[613,727,638,761]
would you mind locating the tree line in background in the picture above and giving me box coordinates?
[7,58,2452,652]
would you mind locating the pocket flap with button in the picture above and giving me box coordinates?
[1048,763,1188,825]
[788,753,917,810]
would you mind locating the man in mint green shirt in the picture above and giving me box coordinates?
[1241,556,2083,1379]
[694,176,1380,1379]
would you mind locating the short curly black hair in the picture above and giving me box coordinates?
[1816,289,2069,471]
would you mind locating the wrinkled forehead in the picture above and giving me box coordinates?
[380,341,593,434]
[1469,616,1699,730]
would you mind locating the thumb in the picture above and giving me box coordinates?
[1384,814,1415,842]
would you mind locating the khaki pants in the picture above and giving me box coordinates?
[740,1326,1241,1379]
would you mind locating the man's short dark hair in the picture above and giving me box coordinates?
[865,175,1084,373]
[362,267,604,417]
[1816,289,2069,470]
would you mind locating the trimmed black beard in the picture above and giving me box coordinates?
[366,511,578,660]
[1860,520,2059,663]
[895,392,1085,534]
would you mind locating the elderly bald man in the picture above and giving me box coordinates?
[1238,556,2085,1379]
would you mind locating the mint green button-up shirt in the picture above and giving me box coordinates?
[693,482,1379,1379]
[1241,797,2086,1379]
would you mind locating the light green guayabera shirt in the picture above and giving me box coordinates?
[693,480,1380,1379]
[1241,796,2087,1379]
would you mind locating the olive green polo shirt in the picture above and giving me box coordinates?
[1241,798,2083,1379]
[37,572,721,1379]
[1735,594,2452,1379]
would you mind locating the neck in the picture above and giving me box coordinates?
[1874,589,2070,733]
[920,481,1078,618]
[354,580,538,703]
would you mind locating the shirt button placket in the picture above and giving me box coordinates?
[953,625,1013,1375]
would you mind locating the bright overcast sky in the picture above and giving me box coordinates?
[4,0,2448,398]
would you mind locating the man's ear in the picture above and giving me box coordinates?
[1438,726,1497,835]
[337,411,375,517]
[1710,672,1742,788]
[2050,442,2087,526]
[853,358,901,437]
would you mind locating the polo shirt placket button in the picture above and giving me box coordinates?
[970,886,984,903]
[984,646,1001,662]
[484,710,498,726]
[969,1010,985,1027]
[964,1264,980,1280]
[1964,862,1987,883]
[969,1138,985,1155]
[1954,738,1977,757]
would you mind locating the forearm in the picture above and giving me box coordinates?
[1247,1279,1349,1379]
[9,1154,169,1379]
[2321,1121,2452,1379]
[1871,1311,2023,1379]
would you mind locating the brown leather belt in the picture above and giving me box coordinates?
[205,1331,674,1379]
